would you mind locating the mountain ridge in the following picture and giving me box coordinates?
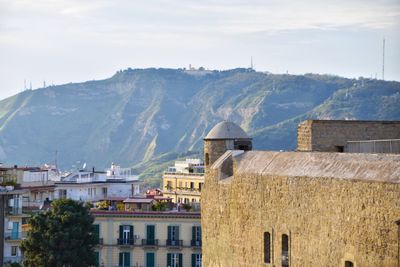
[0,68,399,174]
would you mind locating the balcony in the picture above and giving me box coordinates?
[191,239,202,248]
[141,239,159,248]
[166,239,183,248]
[5,232,26,241]
[3,256,22,264]
[6,207,23,216]
[117,238,134,246]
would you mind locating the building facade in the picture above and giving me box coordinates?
[202,120,400,267]
[162,159,204,205]
[55,164,141,203]
[92,211,202,267]
[1,189,28,266]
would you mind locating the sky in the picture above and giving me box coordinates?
[0,0,399,100]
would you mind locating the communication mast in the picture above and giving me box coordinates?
[382,38,385,80]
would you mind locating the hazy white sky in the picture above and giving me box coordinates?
[0,0,399,100]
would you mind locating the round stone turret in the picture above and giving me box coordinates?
[203,121,252,168]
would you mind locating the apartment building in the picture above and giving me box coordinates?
[162,159,204,205]
[55,163,141,203]
[92,210,202,267]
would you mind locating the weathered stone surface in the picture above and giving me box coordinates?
[297,120,400,152]
[202,150,400,267]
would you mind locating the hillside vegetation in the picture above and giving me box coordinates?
[0,68,399,185]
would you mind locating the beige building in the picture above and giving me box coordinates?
[93,210,202,267]
[202,120,400,267]
[163,159,204,205]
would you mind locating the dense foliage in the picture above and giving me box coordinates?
[21,199,98,267]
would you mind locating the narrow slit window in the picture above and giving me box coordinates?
[282,234,289,267]
[264,232,271,263]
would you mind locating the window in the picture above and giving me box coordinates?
[94,224,100,244]
[119,252,131,267]
[190,182,194,190]
[146,225,155,245]
[119,225,134,245]
[191,253,202,267]
[146,252,155,267]
[59,189,67,199]
[102,188,107,197]
[282,234,289,267]
[167,181,172,189]
[167,226,180,246]
[205,153,209,166]
[11,246,18,256]
[95,251,100,267]
[198,183,203,192]
[167,253,182,267]
[264,232,271,263]
[345,261,354,267]
[335,146,344,152]
[192,226,201,246]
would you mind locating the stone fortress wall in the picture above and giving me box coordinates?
[202,120,400,267]
[297,120,400,152]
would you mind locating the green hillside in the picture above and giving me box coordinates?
[0,68,399,184]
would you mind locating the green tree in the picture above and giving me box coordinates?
[21,199,98,267]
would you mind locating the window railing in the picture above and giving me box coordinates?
[141,239,159,246]
[4,231,26,240]
[3,256,22,263]
[6,207,23,215]
[191,239,202,247]
[117,238,134,245]
[166,239,183,247]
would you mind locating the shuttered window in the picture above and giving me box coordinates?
[167,253,182,267]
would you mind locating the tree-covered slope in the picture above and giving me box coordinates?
[0,68,399,170]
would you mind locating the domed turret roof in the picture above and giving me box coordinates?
[204,121,251,140]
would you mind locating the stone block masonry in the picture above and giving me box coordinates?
[297,120,400,152]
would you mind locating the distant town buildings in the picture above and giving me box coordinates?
[162,159,204,205]
[0,162,143,266]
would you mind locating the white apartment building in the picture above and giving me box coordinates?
[55,164,141,203]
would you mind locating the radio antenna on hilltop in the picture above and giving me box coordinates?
[382,38,385,80]
[251,56,254,70]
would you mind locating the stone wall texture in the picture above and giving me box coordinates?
[201,152,400,267]
[297,120,400,152]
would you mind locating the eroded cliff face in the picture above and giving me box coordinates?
[202,153,400,267]
[1,68,399,169]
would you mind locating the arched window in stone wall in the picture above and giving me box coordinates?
[264,232,271,263]
[282,234,289,267]
[345,261,354,267]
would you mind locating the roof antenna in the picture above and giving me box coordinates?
[382,37,385,80]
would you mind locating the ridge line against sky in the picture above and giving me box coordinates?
[0,0,399,100]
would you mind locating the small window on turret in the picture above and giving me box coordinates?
[205,153,209,166]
